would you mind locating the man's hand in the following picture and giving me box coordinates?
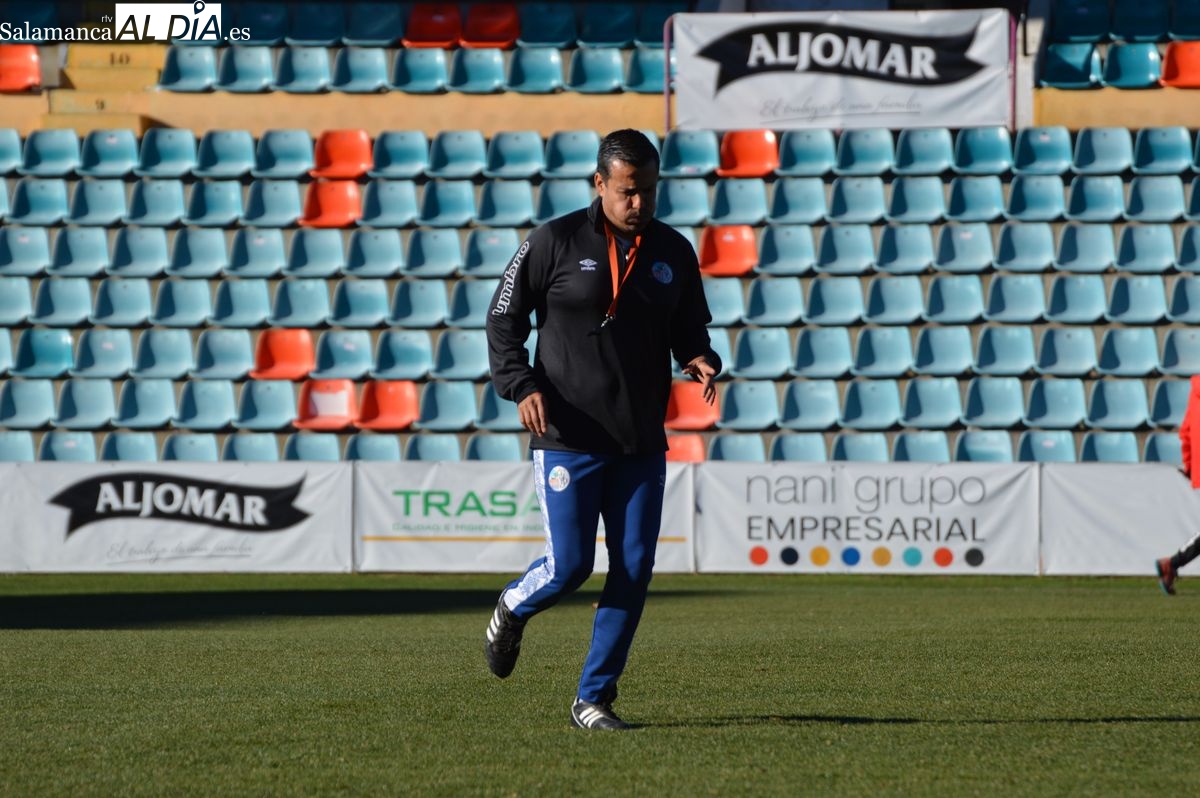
[518,391,548,436]
[683,355,717,405]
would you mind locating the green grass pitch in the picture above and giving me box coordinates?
[3,572,1200,796]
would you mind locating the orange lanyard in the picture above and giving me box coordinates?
[601,224,642,326]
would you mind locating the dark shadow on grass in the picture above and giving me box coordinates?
[0,588,712,630]
[648,714,1200,729]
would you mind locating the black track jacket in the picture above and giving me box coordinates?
[486,197,720,455]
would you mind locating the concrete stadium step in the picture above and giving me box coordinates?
[67,43,168,70]
[39,111,151,136]
[63,66,160,91]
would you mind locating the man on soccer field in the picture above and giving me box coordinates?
[1157,375,1200,595]
[482,129,719,730]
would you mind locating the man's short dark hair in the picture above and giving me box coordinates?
[596,129,660,179]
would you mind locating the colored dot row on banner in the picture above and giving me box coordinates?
[749,545,986,568]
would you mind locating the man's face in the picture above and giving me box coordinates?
[595,159,658,237]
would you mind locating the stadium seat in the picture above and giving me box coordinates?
[388,280,448,327]
[235,2,288,45]
[210,279,271,328]
[762,177,825,225]
[1116,224,1176,273]
[356,179,418,228]
[282,433,341,462]
[446,279,501,329]
[355,380,420,430]
[19,129,80,177]
[462,228,518,278]
[973,326,1036,376]
[222,433,280,462]
[174,380,237,431]
[403,2,462,47]
[234,380,297,431]
[483,131,544,180]
[954,430,1014,462]
[863,276,923,325]
[216,45,275,92]
[406,434,462,461]
[403,229,464,278]
[192,329,253,380]
[368,131,428,180]
[1188,177,1200,222]
[221,229,282,279]
[716,380,779,431]
[108,228,167,278]
[286,1,345,46]
[664,380,720,431]
[802,277,864,326]
[851,327,913,378]
[1103,42,1164,88]
[285,228,345,279]
[39,431,96,462]
[701,277,744,327]
[768,432,826,462]
[459,2,520,48]
[239,179,301,227]
[902,378,962,430]
[50,227,110,277]
[984,273,1045,323]
[1125,175,1186,223]
[840,379,902,430]
[250,328,315,380]
[993,221,1054,272]
[299,180,362,227]
[953,127,1013,175]
[1097,326,1160,377]
[330,47,389,92]
[311,129,371,179]
[1086,379,1150,429]
[1073,127,1133,175]
[1023,379,1088,429]
[707,433,765,462]
[566,47,623,93]
[184,180,243,227]
[698,226,757,277]
[893,128,953,176]
[0,128,16,175]
[542,130,600,179]
[1106,274,1167,324]
[754,225,814,276]
[419,180,477,227]
[827,177,886,224]
[1006,175,1065,222]
[294,379,358,431]
[729,328,790,380]
[130,328,193,380]
[112,378,176,429]
[1017,430,1076,463]
[924,275,984,325]
[167,227,227,278]
[1151,379,1190,427]
[0,227,48,277]
[945,176,1005,222]
[835,128,894,176]
[0,45,40,92]
[741,276,803,327]
[872,224,932,275]
[1160,328,1200,376]
[311,329,374,379]
[89,277,151,328]
[268,278,331,327]
[122,178,185,226]
[578,1,636,47]
[814,225,873,276]
[253,129,314,178]
[328,280,389,328]
[660,130,719,177]
[1111,0,1168,41]
[1056,222,1115,276]
[194,130,255,178]
[913,326,973,377]
[160,43,218,90]
[1044,274,1106,324]
[161,433,220,462]
[69,327,133,379]
[448,47,505,93]
[776,129,836,177]
[0,275,30,325]
[517,2,576,47]
[893,431,951,463]
[623,46,668,93]
[716,130,779,178]
[777,380,840,431]
[133,131,194,183]
[934,223,994,274]
[430,330,490,380]
[390,47,449,93]
[655,178,708,226]
[1144,431,1183,465]
[1036,327,1098,376]
[1078,431,1138,463]
[1162,41,1200,87]
[0,378,54,429]
[343,1,404,45]
[11,328,72,378]
[830,432,889,462]
[53,377,115,430]
[344,432,403,461]
[413,380,477,431]
[664,433,705,463]
[505,45,565,93]
[465,432,524,461]
[1050,0,1109,41]
[8,177,68,225]
[709,178,768,226]
[99,431,155,462]
[1066,175,1125,222]
[475,179,533,228]
[30,276,91,327]
[1040,43,1101,88]
[885,176,946,224]
[475,382,523,432]
[1013,126,1072,175]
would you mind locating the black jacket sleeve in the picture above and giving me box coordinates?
[486,229,547,404]
[669,240,722,374]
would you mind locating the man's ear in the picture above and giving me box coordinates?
[593,172,604,191]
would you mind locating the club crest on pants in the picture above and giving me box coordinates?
[547,465,571,492]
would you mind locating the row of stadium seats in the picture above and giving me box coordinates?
[0,374,1190,433]
[0,429,1180,468]
[11,223,1200,279]
[18,126,1200,183]
[1049,0,1200,43]
[10,174,1200,229]
[0,429,1183,465]
[1042,40,1200,88]
[8,323,1200,381]
[161,44,670,94]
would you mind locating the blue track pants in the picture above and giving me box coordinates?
[501,449,666,704]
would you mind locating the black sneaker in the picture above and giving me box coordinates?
[571,698,630,731]
[484,594,526,678]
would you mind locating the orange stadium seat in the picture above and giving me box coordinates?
[311,129,372,178]
[403,3,463,48]
[665,433,706,462]
[249,328,315,380]
[299,180,362,227]
[664,381,719,431]
[716,130,780,177]
[294,379,359,431]
[0,45,40,92]
[1161,41,1200,87]
[461,3,520,48]
[698,225,758,276]
[355,380,419,430]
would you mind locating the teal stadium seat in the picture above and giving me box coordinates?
[1096,327,1160,377]
[578,2,636,48]
[767,177,826,224]
[135,128,196,177]
[1105,274,1167,324]
[1049,0,1108,41]
[50,227,109,276]
[1040,43,1101,88]
[236,2,288,45]
[283,433,342,462]
[463,228,520,278]
[1116,224,1176,273]
[344,433,402,461]
[253,129,313,178]
[984,274,1045,324]
[328,280,389,327]
[123,179,185,226]
[242,179,302,227]
[285,229,344,279]
[1054,222,1114,272]
[816,225,873,275]
[954,430,1014,462]
[159,45,217,91]
[1023,379,1087,429]
[108,227,168,278]
[358,179,418,227]
[708,434,766,462]
[1086,379,1150,430]
[30,276,91,326]
[161,433,220,462]
[716,380,779,431]
[505,45,564,94]
[0,378,55,428]
[973,326,1036,376]
[413,381,477,432]
[465,433,524,461]
[234,380,297,431]
[994,221,1054,272]
[345,2,404,46]
[953,127,1013,175]
[655,178,707,226]
[1035,327,1098,376]
[533,179,592,224]
[893,128,953,175]
[701,277,744,327]
[268,278,330,327]
[287,1,345,46]
[431,330,490,380]
[0,430,35,462]
[517,2,577,47]
[660,129,719,177]
[709,178,767,225]
[1125,175,1185,223]
[863,275,923,325]
[902,378,962,429]
[840,380,902,430]
[741,276,803,326]
[945,176,1005,222]
[194,130,255,178]
[1045,274,1106,324]
[449,47,505,93]
[446,279,501,328]
[851,327,913,378]
[923,275,984,324]
[886,176,945,224]
[1017,431,1077,463]
[184,180,244,226]
[388,280,448,327]
[827,177,885,223]
[167,227,228,278]
[11,328,72,378]
[1151,379,1189,427]
[543,130,601,178]
[875,223,934,275]
[390,47,449,93]
[1013,127,1072,175]
[769,432,827,462]
[216,46,275,92]
[89,277,152,327]
[566,47,623,93]
[756,225,815,276]
[475,383,523,432]
[1102,42,1163,88]
[39,431,97,462]
[1133,127,1192,175]
[427,130,486,179]
[70,328,133,378]
[776,129,836,177]
[9,177,69,225]
[935,223,993,274]
[834,128,894,176]
[1080,431,1139,463]
[1006,175,1065,221]
[623,47,668,94]
[406,434,462,461]
[1171,1,1200,40]
[0,274,31,324]
[802,276,864,326]
[1160,328,1200,376]
[778,380,840,430]
[418,180,476,227]
[476,180,534,227]
[0,128,18,175]
[402,229,463,278]
[151,278,212,327]
[114,378,177,429]
[210,279,270,327]
[372,330,435,380]
[79,129,139,177]
[1072,127,1133,175]
[484,131,544,179]
[222,433,280,462]
[1144,432,1182,465]
[831,433,890,463]
[132,328,195,379]
[729,328,791,380]
[0,227,49,276]
[0,327,9,375]
[53,378,115,430]
[191,329,254,380]
[913,326,973,377]
[19,129,80,177]
[893,431,951,463]
[1112,0,1168,42]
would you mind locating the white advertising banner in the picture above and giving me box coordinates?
[1041,464,1200,576]
[673,10,1011,130]
[0,462,352,572]
[355,461,695,573]
[695,462,1038,574]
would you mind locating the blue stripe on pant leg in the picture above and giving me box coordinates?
[578,453,666,703]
